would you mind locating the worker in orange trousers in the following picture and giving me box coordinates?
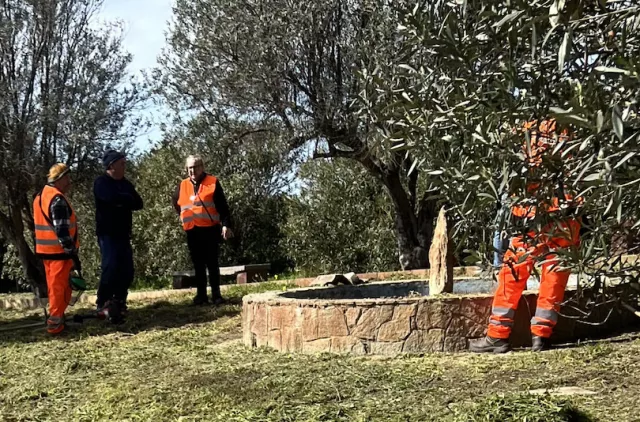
[470,119,582,353]
[33,163,82,334]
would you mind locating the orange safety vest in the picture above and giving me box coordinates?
[33,185,79,257]
[511,119,578,219]
[521,119,570,168]
[177,174,220,231]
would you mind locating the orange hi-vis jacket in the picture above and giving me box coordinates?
[177,174,220,231]
[33,185,79,258]
[511,119,579,219]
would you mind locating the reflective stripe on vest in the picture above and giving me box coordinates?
[33,185,79,255]
[177,175,220,231]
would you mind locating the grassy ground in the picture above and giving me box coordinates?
[1,283,639,421]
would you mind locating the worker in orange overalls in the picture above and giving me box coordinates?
[33,163,82,335]
[470,119,582,353]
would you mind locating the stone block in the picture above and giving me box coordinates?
[459,297,492,323]
[344,272,364,285]
[394,304,417,320]
[269,306,296,331]
[403,330,426,353]
[443,335,467,352]
[302,307,319,341]
[303,338,332,353]
[331,336,361,353]
[416,301,452,330]
[352,306,393,340]
[377,319,410,342]
[358,272,379,281]
[242,302,254,346]
[251,304,267,337]
[254,333,268,348]
[281,329,303,352]
[345,307,361,329]
[318,307,348,338]
[446,312,486,338]
[350,341,367,355]
[377,305,415,342]
[369,341,404,355]
[311,274,349,287]
[429,207,453,294]
[423,329,445,352]
[268,330,282,350]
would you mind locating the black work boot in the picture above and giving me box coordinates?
[108,300,125,325]
[192,295,209,306]
[210,295,227,306]
[531,335,550,352]
[97,301,111,320]
[469,336,511,354]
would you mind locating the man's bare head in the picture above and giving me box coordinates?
[186,155,205,182]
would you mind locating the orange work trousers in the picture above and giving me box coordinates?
[43,259,73,334]
[487,219,581,339]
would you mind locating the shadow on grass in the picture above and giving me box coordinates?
[0,295,244,345]
[451,393,596,422]
[0,281,294,344]
[548,324,640,351]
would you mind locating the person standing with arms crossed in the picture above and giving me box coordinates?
[172,155,233,305]
[93,149,143,322]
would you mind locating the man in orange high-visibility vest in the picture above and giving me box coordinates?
[33,163,83,335]
[470,119,582,353]
[172,155,234,305]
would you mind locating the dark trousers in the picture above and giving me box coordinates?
[186,226,222,299]
[97,235,134,308]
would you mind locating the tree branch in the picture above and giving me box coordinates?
[404,156,418,211]
[236,128,273,141]
[313,149,357,160]
[288,134,314,151]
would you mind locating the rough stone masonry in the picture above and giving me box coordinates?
[242,279,636,355]
[243,288,495,355]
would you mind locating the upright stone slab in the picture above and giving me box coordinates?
[429,207,453,294]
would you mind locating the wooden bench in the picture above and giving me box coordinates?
[172,263,271,289]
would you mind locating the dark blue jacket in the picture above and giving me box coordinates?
[93,174,143,238]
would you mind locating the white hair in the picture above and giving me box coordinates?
[185,154,204,167]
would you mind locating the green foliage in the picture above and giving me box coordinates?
[452,393,592,422]
[284,158,399,274]
[156,0,446,269]
[130,145,192,285]
[0,0,147,289]
[131,114,295,281]
[1,244,25,287]
[2,289,638,421]
[356,0,640,304]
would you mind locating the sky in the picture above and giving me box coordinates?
[96,0,175,152]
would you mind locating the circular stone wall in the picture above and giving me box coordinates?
[242,279,497,355]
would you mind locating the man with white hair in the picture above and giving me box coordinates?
[172,155,233,305]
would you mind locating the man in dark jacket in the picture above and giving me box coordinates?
[94,149,143,321]
[172,154,233,305]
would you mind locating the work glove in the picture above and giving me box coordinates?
[71,254,83,278]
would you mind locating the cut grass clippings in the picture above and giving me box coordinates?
[1,282,639,421]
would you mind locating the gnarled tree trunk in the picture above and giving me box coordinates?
[0,203,46,297]
[382,171,437,269]
[354,152,438,270]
